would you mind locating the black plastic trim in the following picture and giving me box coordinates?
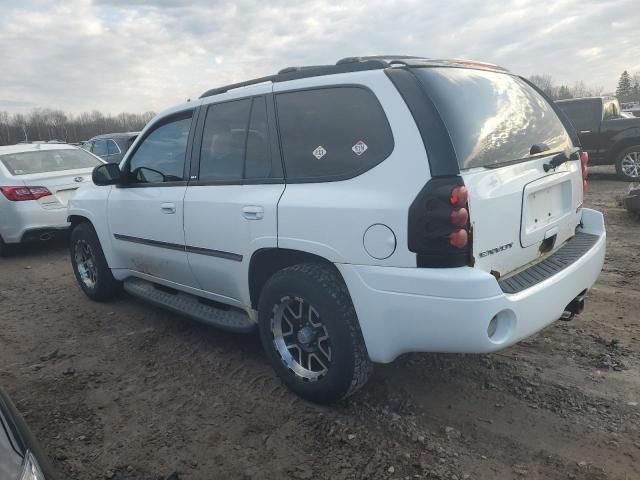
[499,232,599,294]
[113,234,243,261]
[185,245,243,262]
[385,68,459,177]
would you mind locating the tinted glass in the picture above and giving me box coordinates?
[199,99,252,181]
[107,139,120,155]
[412,68,572,169]
[0,149,102,175]
[93,139,107,156]
[128,114,192,183]
[556,101,600,131]
[81,141,93,152]
[245,97,274,179]
[276,87,394,180]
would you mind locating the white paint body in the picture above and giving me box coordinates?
[68,69,606,363]
[0,144,100,244]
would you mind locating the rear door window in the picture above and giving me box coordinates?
[411,68,572,169]
[198,96,279,182]
[275,87,394,181]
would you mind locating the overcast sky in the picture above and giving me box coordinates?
[1,0,638,115]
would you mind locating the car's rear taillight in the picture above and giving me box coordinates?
[580,151,589,193]
[0,186,52,201]
[408,176,472,267]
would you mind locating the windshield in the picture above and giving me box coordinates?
[411,67,572,169]
[0,148,102,176]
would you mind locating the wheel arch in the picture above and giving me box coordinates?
[609,138,640,163]
[248,248,345,309]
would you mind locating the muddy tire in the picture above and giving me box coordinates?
[258,262,372,404]
[70,222,121,301]
[615,146,640,181]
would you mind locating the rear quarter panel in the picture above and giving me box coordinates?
[275,71,430,267]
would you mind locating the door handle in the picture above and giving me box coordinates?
[579,130,592,134]
[242,205,264,220]
[160,202,176,214]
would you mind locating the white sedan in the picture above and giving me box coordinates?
[0,143,104,255]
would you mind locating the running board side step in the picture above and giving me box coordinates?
[123,277,255,333]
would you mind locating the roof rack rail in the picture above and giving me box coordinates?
[336,55,424,66]
[199,59,387,98]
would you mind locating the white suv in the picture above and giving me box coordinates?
[68,56,606,403]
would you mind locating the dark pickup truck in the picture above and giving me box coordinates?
[556,96,640,180]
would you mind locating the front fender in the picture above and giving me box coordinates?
[67,185,118,268]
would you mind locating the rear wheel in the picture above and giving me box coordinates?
[258,263,372,404]
[615,146,640,181]
[0,236,7,257]
[70,222,121,301]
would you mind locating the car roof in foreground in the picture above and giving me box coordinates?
[0,143,78,156]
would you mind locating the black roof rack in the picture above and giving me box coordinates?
[199,59,388,98]
[199,56,507,98]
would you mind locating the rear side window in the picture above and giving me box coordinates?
[107,139,120,155]
[0,149,102,175]
[198,96,278,182]
[276,87,394,181]
[411,68,572,169]
[93,139,107,156]
[557,101,602,131]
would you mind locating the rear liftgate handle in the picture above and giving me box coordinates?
[242,205,264,220]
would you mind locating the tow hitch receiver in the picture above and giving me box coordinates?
[560,290,587,321]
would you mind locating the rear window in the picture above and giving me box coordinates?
[412,68,572,169]
[0,149,102,176]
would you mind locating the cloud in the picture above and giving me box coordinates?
[0,0,638,114]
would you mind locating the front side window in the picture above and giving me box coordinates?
[276,87,394,181]
[128,113,192,183]
[198,96,277,181]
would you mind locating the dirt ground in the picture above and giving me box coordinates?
[1,167,639,480]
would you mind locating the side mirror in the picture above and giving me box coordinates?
[92,163,124,186]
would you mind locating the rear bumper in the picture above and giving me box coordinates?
[338,208,606,363]
[0,201,69,244]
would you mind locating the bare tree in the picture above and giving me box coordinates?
[0,109,155,146]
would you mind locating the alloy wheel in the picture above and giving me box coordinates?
[270,296,332,381]
[74,240,98,289]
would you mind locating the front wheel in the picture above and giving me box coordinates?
[258,263,372,404]
[70,222,121,301]
[615,146,640,181]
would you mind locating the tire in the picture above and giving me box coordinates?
[70,222,121,301]
[615,145,640,181]
[258,262,372,404]
[0,236,7,257]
